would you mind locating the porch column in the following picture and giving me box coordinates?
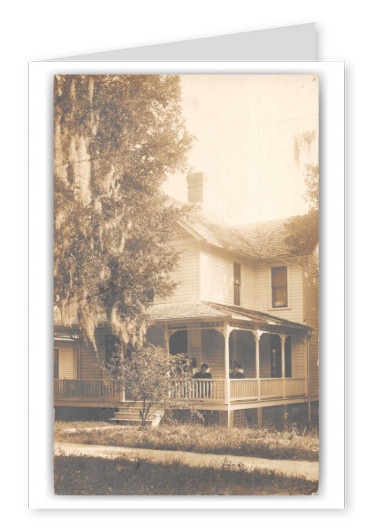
[76,340,81,379]
[224,323,230,406]
[280,334,287,399]
[120,387,126,402]
[255,330,262,401]
[120,350,126,402]
[304,336,308,398]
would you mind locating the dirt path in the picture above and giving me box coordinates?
[55,442,319,482]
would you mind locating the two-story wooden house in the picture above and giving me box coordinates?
[54,172,319,428]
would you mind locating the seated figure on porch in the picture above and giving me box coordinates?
[193,363,212,379]
[193,363,212,398]
[230,363,245,379]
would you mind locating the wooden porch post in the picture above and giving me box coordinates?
[304,336,308,397]
[255,330,261,401]
[120,387,126,402]
[120,352,126,402]
[280,334,286,399]
[224,322,230,406]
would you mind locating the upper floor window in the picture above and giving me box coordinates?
[271,266,288,308]
[233,262,241,306]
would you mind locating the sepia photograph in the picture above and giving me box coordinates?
[53,74,319,496]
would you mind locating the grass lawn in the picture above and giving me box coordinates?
[55,455,318,495]
[55,421,319,462]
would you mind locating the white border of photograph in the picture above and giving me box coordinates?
[28,60,344,509]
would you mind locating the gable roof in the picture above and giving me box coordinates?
[235,218,295,259]
[179,207,258,259]
[178,206,311,260]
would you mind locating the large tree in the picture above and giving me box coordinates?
[54,75,192,348]
[284,163,319,254]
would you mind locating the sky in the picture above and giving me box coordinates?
[163,74,319,226]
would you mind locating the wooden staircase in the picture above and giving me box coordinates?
[110,402,165,427]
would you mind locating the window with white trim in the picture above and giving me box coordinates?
[271,266,288,308]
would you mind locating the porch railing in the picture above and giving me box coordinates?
[260,378,284,399]
[230,378,307,400]
[172,379,225,400]
[230,378,258,400]
[54,379,121,401]
[54,377,307,402]
[285,378,306,397]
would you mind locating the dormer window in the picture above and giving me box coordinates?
[233,263,241,306]
[271,266,288,308]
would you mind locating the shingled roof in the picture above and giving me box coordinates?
[147,300,311,333]
[235,218,295,259]
[179,206,309,260]
[55,300,311,334]
[179,207,258,259]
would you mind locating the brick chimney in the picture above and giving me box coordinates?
[186,172,206,204]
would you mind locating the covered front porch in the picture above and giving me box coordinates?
[148,300,310,406]
[54,301,311,410]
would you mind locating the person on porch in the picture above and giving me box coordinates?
[193,363,212,398]
[230,363,245,379]
[193,362,212,379]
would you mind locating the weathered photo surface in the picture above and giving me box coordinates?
[54,74,319,495]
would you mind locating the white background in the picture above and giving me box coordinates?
[0,0,370,526]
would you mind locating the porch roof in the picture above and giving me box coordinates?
[147,300,311,333]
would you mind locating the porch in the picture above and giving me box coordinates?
[54,301,311,411]
[54,376,307,405]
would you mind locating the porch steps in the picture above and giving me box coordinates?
[110,403,165,427]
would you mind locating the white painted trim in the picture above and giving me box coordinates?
[269,263,290,310]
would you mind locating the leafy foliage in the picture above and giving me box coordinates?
[104,343,194,425]
[284,164,319,254]
[54,75,192,347]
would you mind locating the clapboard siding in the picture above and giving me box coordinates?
[303,246,319,398]
[255,261,304,323]
[241,262,256,309]
[200,248,233,304]
[291,337,305,378]
[308,338,319,397]
[79,331,103,380]
[200,246,256,308]
[259,349,271,378]
[57,344,77,379]
[146,326,166,348]
[188,329,201,362]
[303,245,319,328]
[160,238,200,303]
[229,330,256,377]
[201,329,225,378]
